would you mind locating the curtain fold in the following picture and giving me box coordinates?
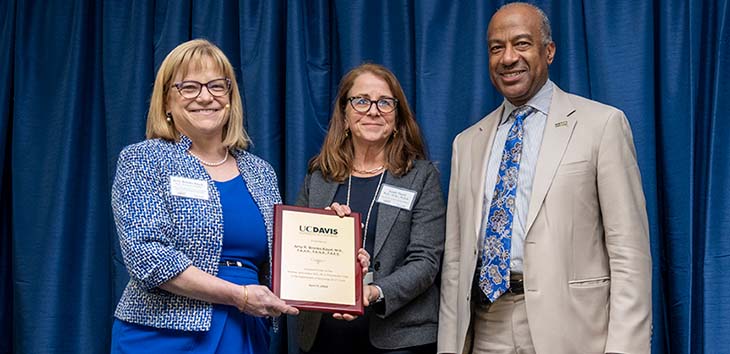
[1,0,728,353]
[0,0,15,353]
[284,0,333,201]
[695,0,730,353]
[11,1,111,353]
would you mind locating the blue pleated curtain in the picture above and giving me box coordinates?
[1,1,729,353]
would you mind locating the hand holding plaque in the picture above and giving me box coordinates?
[272,205,364,315]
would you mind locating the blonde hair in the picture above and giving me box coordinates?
[308,63,426,181]
[146,39,250,149]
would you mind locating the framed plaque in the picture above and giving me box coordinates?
[272,204,364,315]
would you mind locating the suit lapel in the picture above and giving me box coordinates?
[309,173,339,208]
[235,151,274,235]
[470,106,504,242]
[524,88,577,235]
[373,170,417,258]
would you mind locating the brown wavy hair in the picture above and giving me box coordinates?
[308,63,426,182]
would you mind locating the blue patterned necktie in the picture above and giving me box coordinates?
[479,105,535,302]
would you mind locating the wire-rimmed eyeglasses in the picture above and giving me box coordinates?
[347,96,399,114]
[173,78,231,99]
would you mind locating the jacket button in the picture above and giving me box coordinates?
[374,261,381,271]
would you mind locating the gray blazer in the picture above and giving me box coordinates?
[294,160,446,351]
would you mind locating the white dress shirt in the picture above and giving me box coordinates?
[480,80,553,273]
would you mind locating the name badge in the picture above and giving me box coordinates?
[376,184,417,211]
[170,176,209,200]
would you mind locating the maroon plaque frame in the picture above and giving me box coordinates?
[272,204,364,315]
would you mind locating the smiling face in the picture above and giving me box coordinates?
[345,72,397,148]
[487,4,555,106]
[166,57,230,140]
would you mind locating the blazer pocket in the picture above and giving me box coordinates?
[555,160,591,176]
[568,276,610,288]
[568,278,610,344]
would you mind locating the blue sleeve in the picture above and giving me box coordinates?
[111,145,192,290]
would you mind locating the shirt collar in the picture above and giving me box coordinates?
[499,79,554,125]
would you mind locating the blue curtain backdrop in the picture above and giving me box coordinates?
[1,0,728,353]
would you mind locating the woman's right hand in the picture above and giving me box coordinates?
[326,202,351,217]
[237,284,299,317]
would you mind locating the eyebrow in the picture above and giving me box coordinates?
[350,93,393,99]
[488,33,534,45]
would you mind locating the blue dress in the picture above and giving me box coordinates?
[111,175,270,353]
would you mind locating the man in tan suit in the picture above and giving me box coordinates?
[438,3,652,354]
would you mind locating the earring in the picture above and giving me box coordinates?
[166,112,172,123]
[392,127,398,137]
[344,128,350,138]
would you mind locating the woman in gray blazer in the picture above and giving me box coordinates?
[293,63,446,354]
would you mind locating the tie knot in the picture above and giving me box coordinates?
[510,105,535,122]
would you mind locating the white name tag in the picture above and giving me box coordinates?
[376,184,417,211]
[170,176,209,200]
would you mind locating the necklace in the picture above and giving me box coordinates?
[352,165,385,175]
[188,150,229,167]
[346,171,386,249]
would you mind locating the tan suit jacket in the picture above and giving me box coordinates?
[438,86,652,354]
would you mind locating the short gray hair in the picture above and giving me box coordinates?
[498,2,553,47]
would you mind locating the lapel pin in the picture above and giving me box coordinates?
[554,121,568,128]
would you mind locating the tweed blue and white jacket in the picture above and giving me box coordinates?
[111,135,281,331]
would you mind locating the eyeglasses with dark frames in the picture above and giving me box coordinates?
[347,96,399,114]
[173,78,231,99]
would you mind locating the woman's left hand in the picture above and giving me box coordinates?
[357,248,370,274]
[332,248,372,321]
[241,285,300,317]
